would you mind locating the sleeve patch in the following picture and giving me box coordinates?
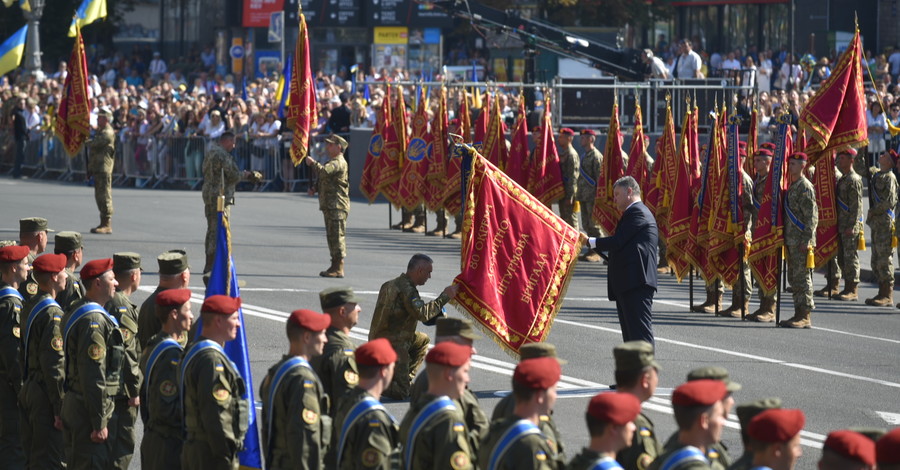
[303,379,315,389]
[302,408,319,425]
[368,419,382,427]
[450,451,471,470]
[214,363,225,372]
[452,422,465,433]
[212,385,231,401]
[344,370,359,385]
[160,380,177,396]
[362,448,381,467]
[534,450,547,461]
[12,326,20,338]
[26,283,38,295]
[51,336,63,351]
[87,343,105,360]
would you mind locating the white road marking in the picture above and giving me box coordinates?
[875,411,900,425]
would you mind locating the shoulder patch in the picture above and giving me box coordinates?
[88,343,105,360]
[344,369,359,385]
[214,363,225,372]
[361,448,381,467]
[90,321,100,329]
[303,379,315,389]
[117,306,127,313]
[450,451,470,470]
[12,326,20,338]
[539,414,550,422]
[639,427,652,437]
[302,408,319,425]
[160,380,177,396]
[535,450,547,461]
[368,418,381,427]
[707,450,720,459]
[638,453,653,470]
[452,422,465,433]
[212,385,230,401]
[51,336,63,351]
[52,314,61,322]
[120,328,132,342]
[26,283,38,295]
[412,298,425,309]
[343,348,354,356]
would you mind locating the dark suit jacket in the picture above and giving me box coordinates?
[594,201,658,300]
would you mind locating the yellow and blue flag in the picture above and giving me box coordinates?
[275,55,292,120]
[203,209,263,470]
[0,25,28,77]
[68,0,107,37]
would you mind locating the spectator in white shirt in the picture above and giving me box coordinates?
[888,46,900,79]
[674,39,703,79]
[642,49,670,79]
[149,52,167,79]
[757,51,773,93]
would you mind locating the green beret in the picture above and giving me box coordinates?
[19,217,52,233]
[736,397,782,429]
[435,317,481,341]
[688,366,742,392]
[319,286,362,310]
[519,342,567,364]
[113,252,142,272]
[613,340,660,372]
[157,249,189,275]
[54,231,82,253]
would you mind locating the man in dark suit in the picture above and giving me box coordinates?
[587,176,658,346]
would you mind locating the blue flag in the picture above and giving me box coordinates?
[241,75,248,102]
[202,211,263,469]
[276,55,292,120]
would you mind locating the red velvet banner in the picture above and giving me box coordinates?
[287,12,317,166]
[453,151,582,355]
[424,87,448,211]
[55,27,91,157]
[665,109,697,280]
[359,95,389,203]
[505,97,530,188]
[483,93,509,171]
[526,102,564,206]
[646,102,676,224]
[396,88,430,210]
[473,92,489,151]
[373,86,407,205]
[625,102,652,201]
[812,152,839,267]
[594,101,625,235]
[441,92,472,214]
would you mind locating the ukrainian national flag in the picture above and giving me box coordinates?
[0,25,27,77]
[202,201,263,470]
[68,0,107,37]
[275,56,292,120]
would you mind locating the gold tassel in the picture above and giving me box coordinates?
[894,223,898,249]
[858,231,867,251]
[806,246,815,269]
[573,201,581,213]
[782,245,787,260]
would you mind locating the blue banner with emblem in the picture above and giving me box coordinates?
[202,210,263,469]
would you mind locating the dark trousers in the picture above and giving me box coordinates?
[13,140,26,178]
[614,285,656,348]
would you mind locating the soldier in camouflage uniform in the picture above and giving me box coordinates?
[746,148,778,322]
[0,245,31,467]
[137,250,190,349]
[104,253,143,470]
[201,132,249,273]
[727,398,782,470]
[646,380,728,470]
[180,295,249,469]
[88,109,116,234]
[567,392,643,470]
[61,258,125,469]
[368,254,459,400]
[831,149,864,301]
[400,342,475,470]
[17,217,51,304]
[865,150,899,307]
[577,129,603,262]
[139,288,193,470]
[260,309,332,470]
[305,135,350,278]
[410,318,489,467]
[612,341,662,470]
[53,231,86,310]
[741,409,805,470]
[331,339,399,470]
[20,253,68,469]
[780,152,818,329]
[557,128,580,229]
[491,343,567,468]
[719,152,756,318]
[311,286,361,416]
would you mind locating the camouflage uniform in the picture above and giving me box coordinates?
[260,355,331,470]
[577,145,603,237]
[616,412,662,470]
[479,415,559,470]
[784,174,818,313]
[19,291,66,469]
[201,142,241,261]
[331,387,398,470]
[312,153,350,262]
[836,168,863,285]
[368,273,450,399]
[399,393,474,470]
[491,393,566,468]
[139,331,185,470]
[88,123,116,221]
[411,374,489,466]
[0,281,25,467]
[719,170,755,316]
[748,171,778,318]
[309,327,358,414]
[105,291,143,470]
[558,143,580,229]
[867,169,897,286]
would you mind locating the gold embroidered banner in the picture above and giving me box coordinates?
[359,94,389,202]
[424,87,448,211]
[526,100,564,206]
[812,152,839,267]
[287,11,317,166]
[396,87,430,210]
[453,150,582,355]
[593,100,625,235]
[55,26,91,157]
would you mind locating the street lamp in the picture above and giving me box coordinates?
[22,0,45,73]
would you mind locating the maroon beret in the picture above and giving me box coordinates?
[288,308,331,331]
[580,129,597,136]
[837,148,858,157]
[32,253,67,273]
[587,392,642,426]
[449,118,461,126]
[425,342,472,367]
[559,127,575,136]
[760,142,777,150]
[825,430,876,466]
[355,338,398,366]
[738,141,748,149]
[201,295,242,315]
[672,379,727,407]
[0,245,30,263]
[513,356,562,390]
[877,428,900,465]
[755,149,774,158]
[748,409,805,443]
[156,288,192,308]
[788,152,808,162]
[80,258,114,280]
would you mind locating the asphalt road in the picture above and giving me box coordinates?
[2,177,898,470]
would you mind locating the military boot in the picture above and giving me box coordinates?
[719,290,750,318]
[748,298,776,322]
[690,290,722,314]
[835,281,859,301]
[779,309,811,328]
[320,258,344,278]
[91,217,112,234]
[391,210,413,230]
[813,279,840,298]
[426,213,447,236]
[405,214,426,233]
[865,282,894,307]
